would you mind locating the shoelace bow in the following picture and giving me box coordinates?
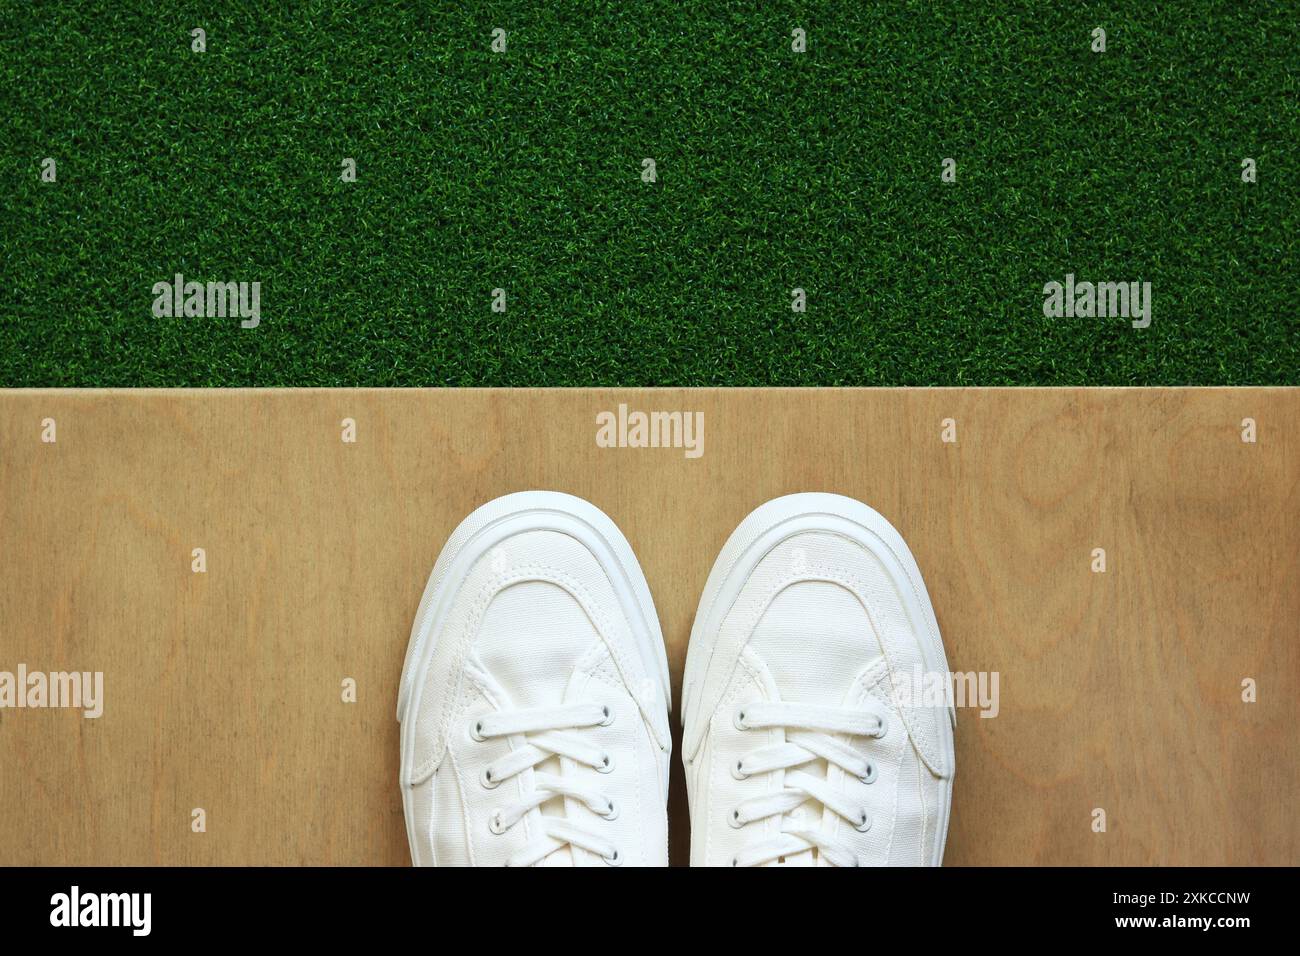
[729,700,888,867]
[473,702,621,867]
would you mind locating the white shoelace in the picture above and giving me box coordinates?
[729,701,888,867]
[473,702,621,867]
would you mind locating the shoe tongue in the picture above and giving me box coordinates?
[530,666,601,869]
[476,581,599,710]
[476,581,600,867]
[748,581,877,703]
[749,581,881,867]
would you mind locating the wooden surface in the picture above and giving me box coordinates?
[1,388,1296,866]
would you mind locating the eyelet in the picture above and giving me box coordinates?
[470,720,486,742]
[872,716,888,739]
[858,762,877,785]
[602,848,623,866]
[854,810,872,833]
[596,753,614,774]
[600,705,614,726]
[480,767,500,789]
[728,808,745,829]
[600,800,619,821]
[489,810,507,835]
[730,760,749,780]
[733,707,748,731]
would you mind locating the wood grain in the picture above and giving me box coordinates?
[1,388,1296,865]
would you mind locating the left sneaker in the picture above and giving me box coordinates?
[397,491,672,866]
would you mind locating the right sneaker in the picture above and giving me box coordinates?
[681,493,955,867]
[398,491,672,866]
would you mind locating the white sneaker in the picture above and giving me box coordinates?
[681,493,955,867]
[398,492,672,866]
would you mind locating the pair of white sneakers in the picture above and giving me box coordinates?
[397,491,955,866]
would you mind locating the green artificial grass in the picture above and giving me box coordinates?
[1,1,1296,386]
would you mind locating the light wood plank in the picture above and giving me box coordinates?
[1,389,1295,865]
